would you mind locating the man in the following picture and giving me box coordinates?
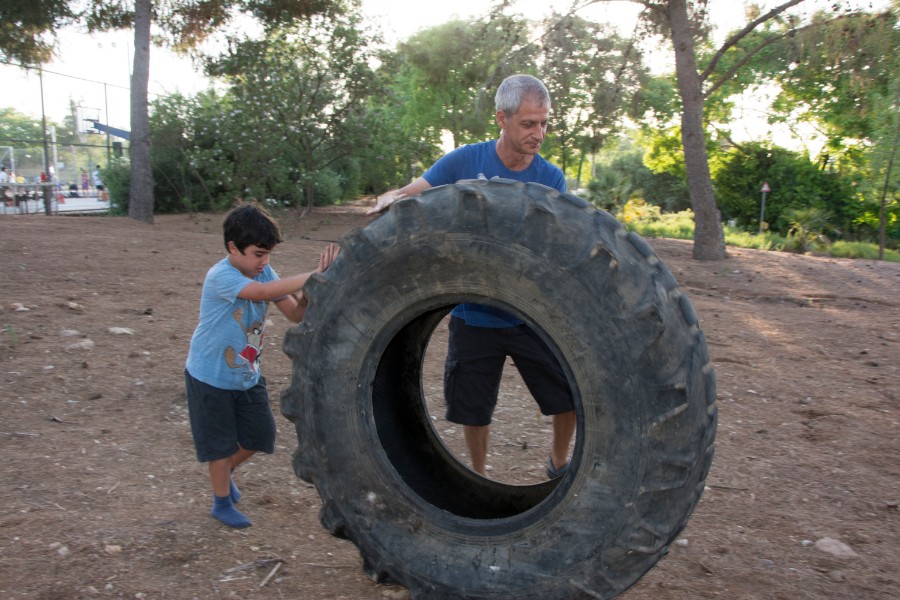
[368,74,576,479]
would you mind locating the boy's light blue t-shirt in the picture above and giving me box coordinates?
[185,257,278,390]
[423,139,566,328]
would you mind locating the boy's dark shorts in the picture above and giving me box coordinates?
[184,370,276,462]
[443,317,574,426]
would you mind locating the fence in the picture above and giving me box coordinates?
[1,182,110,215]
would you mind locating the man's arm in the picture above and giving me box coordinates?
[366,177,433,216]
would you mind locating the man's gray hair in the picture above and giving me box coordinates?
[495,74,551,116]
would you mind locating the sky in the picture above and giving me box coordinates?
[0,0,887,138]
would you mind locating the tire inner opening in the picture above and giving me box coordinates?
[371,305,576,519]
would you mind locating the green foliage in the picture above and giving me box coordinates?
[585,136,690,215]
[713,142,858,236]
[586,168,635,214]
[830,240,900,262]
[102,158,131,215]
[149,92,216,213]
[624,206,695,240]
[145,8,387,212]
[202,12,382,211]
[539,12,648,173]
[391,16,535,147]
[0,0,76,64]
[621,206,898,262]
[781,207,833,254]
[311,168,344,206]
[0,107,47,141]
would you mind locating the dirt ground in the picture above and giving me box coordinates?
[1,203,898,600]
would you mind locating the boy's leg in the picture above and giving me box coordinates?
[209,457,233,498]
[208,457,251,528]
[228,446,256,503]
[230,447,256,471]
[184,371,253,527]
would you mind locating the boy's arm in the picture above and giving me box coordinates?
[238,272,313,303]
[272,243,340,323]
[274,291,308,324]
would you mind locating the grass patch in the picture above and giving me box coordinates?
[620,206,899,263]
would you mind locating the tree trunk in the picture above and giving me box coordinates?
[305,180,315,215]
[666,0,726,260]
[128,0,154,223]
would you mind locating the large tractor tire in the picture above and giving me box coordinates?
[281,179,717,599]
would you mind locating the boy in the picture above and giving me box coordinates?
[185,201,339,528]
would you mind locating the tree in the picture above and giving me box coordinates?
[128,0,153,222]
[580,0,830,259]
[85,1,348,223]
[204,11,381,212]
[2,1,347,222]
[0,0,75,65]
[539,12,648,178]
[392,15,535,148]
[718,7,900,252]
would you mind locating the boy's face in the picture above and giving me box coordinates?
[227,242,272,278]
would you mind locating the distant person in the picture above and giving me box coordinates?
[184,201,339,528]
[0,167,9,205]
[81,169,89,195]
[92,166,106,200]
[369,74,576,479]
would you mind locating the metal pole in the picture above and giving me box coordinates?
[39,68,52,215]
[758,190,767,234]
[104,83,112,166]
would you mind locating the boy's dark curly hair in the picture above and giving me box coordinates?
[222,201,284,252]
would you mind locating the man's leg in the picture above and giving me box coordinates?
[550,410,576,471]
[444,317,504,476]
[463,424,490,475]
[508,325,577,476]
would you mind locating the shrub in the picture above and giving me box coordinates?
[102,159,131,216]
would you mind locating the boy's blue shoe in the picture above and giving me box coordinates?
[546,457,570,479]
[229,479,241,504]
[211,494,251,528]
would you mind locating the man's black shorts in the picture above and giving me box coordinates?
[184,370,276,462]
[443,317,574,426]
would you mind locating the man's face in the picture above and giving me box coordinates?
[497,96,550,155]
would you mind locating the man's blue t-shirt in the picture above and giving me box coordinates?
[185,258,278,390]
[423,139,566,328]
[423,139,565,193]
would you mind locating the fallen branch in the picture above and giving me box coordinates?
[259,561,282,587]
[708,484,749,492]
[47,415,77,425]
[222,558,283,574]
